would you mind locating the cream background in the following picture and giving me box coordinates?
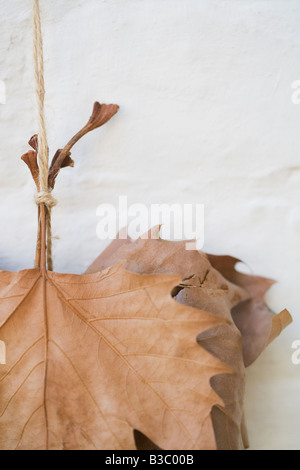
[0,0,299,450]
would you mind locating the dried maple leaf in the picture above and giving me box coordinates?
[86,227,292,450]
[0,103,234,451]
[0,263,230,450]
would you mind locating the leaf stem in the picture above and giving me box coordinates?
[40,204,47,275]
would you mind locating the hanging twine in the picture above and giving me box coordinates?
[33,0,56,270]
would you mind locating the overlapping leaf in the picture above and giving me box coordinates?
[86,227,292,449]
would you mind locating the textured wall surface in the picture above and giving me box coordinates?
[0,0,299,450]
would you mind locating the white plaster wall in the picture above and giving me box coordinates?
[0,0,299,450]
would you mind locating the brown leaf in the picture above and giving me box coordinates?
[0,262,230,450]
[207,255,292,366]
[86,228,291,450]
[21,150,39,190]
[88,102,120,130]
[28,135,39,151]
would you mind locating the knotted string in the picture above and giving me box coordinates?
[33,0,56,270]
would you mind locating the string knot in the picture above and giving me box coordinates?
[35,191,57,209]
